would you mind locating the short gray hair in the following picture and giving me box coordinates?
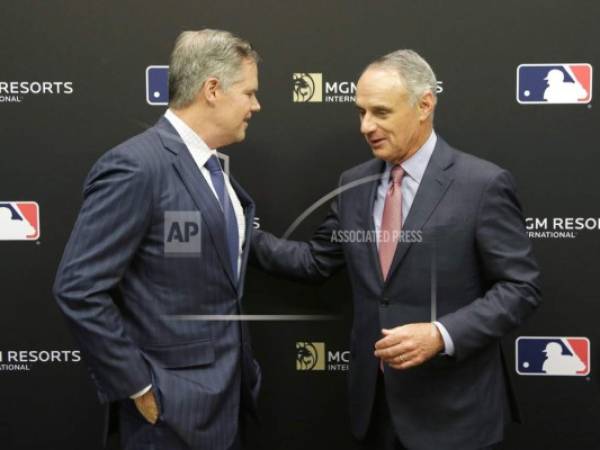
[366,49,437,104]
[168,29,259,109]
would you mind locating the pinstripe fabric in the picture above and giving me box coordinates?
[54,117,260,450]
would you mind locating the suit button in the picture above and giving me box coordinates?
[381,297,390,306]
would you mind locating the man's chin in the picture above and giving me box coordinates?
[231,130,246,144]
[371,146,391,161]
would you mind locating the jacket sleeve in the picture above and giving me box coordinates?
[437,170,541,361]
[251,181,346,282]
[53,149,153,403]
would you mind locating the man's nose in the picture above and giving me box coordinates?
[252,96,261,112]
[360,114,376,135]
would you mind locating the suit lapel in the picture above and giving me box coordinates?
[385,138,455,284]
[353,159,387,287]
[155,117,238,291]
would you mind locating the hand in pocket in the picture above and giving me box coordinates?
[134,389,159,425]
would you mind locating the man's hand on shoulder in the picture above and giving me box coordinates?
[134,389,159,425]
[374,322,444,370]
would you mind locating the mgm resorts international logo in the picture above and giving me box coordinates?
[293,73,445,103]
[0,350,81,372]
[296,342,349,372]
[526,217,600,239]
[0,81,74,103]
[293,73,354,103]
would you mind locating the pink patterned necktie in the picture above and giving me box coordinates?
[379,165,405,280]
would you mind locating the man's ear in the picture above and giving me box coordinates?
[199,77,220,104]
[418,91,436,122]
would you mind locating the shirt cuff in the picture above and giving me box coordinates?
[433,321,455,356]
[130,384,152,399]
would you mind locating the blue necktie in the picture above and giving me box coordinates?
[205,155,239,279]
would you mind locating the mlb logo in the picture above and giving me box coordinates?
[0,201,40,240]
[146,65,169,105]
[516,336,590,376]
[517,64,592,104]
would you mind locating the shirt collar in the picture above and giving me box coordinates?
[164,109,216,167]
[382,130,437,184]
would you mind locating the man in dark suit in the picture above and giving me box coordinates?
[54,29,261,450]
[252,50,541,450]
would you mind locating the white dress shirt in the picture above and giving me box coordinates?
[164,109,246,274]
[130,110,246,399]
[372,131,455,356]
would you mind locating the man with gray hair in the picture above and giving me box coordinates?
[55,29,261,450]
[252,49,540,449]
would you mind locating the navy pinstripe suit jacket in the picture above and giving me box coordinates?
[54,117,260,449]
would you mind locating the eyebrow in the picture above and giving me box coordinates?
[354,105,391,113]
[373,106,391,113]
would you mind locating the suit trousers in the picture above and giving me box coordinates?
[118,399,243,450]
[357,372,407,450]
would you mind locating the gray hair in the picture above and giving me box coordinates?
[168,29,259,109]
[366,49,437,105]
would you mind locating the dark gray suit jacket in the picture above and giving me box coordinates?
[54,117,260,449]
[252,137,541,450]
